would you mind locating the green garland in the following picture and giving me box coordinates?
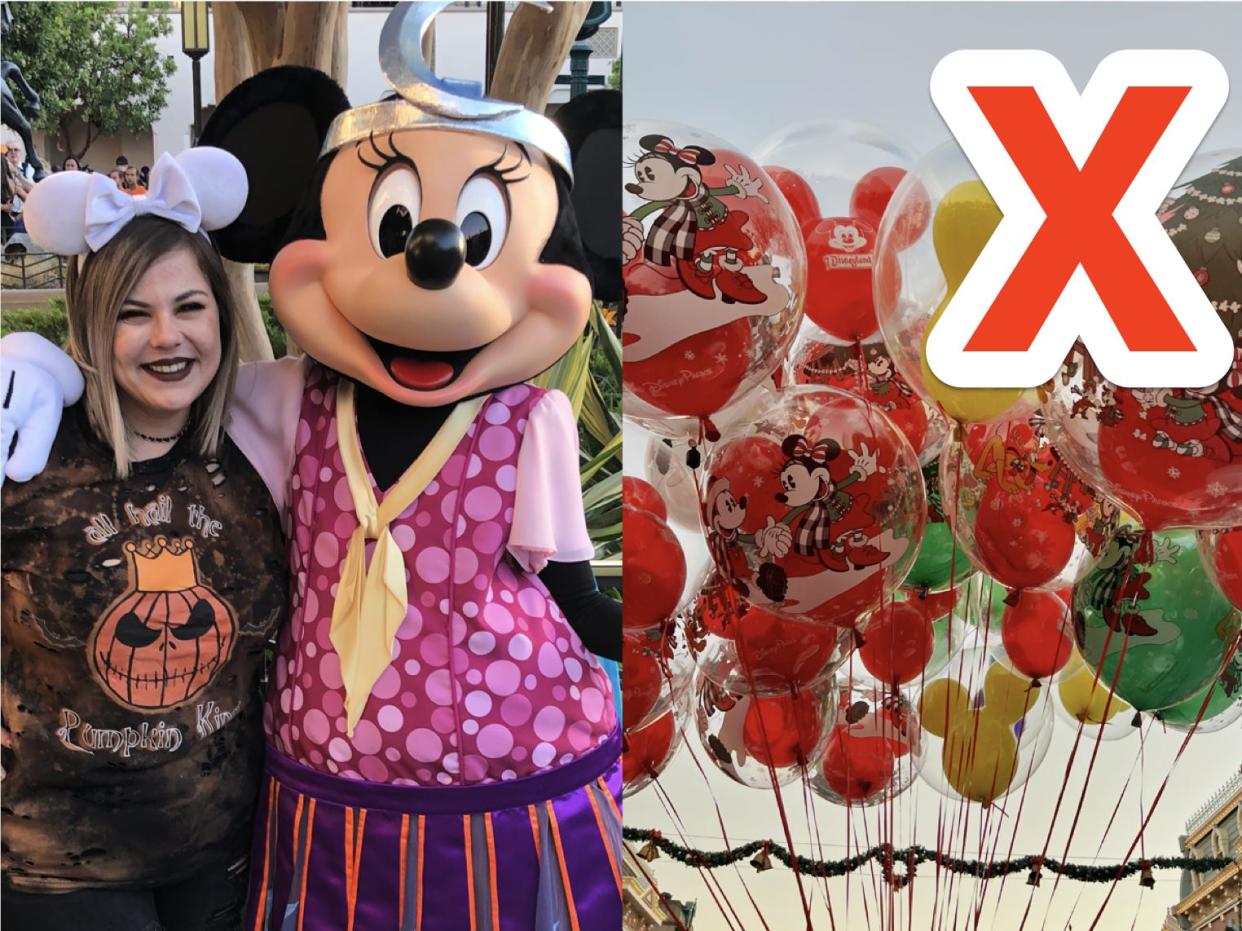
[623,827,1235,884]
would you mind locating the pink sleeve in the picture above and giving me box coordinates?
[508,389,596,574]
[225,355,309,519]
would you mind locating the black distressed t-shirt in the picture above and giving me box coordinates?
[1,404,288,892]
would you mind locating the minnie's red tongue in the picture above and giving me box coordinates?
[390,356,455,390]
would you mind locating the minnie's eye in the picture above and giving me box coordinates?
[455,175,508,269]
[368,165,421,259]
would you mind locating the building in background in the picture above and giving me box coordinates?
[20,1,621,171]
[1165,767,1242,931]
[623,846,697,930]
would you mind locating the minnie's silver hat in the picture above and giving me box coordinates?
[321,1,573,180]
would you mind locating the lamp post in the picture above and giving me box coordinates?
[180,0,210,143]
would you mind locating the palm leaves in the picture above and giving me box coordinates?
[533,301,623,566]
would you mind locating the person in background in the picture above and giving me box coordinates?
[123,165,147,195]
[108,168,124,186]
[3,144,34,235]
[60,157,80,172]
[139,165,150,188]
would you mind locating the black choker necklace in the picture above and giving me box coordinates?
[131,424,189,444]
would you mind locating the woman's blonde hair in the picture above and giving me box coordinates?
[65,216,240,477]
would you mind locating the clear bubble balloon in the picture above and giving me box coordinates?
[788,328,948,465]
[686,571,850,695]
[623,705,684,799]
[811,682,923,807]
[1052,648,1138,742]
[703,385,925,627]
[623,120,805,439]
[916,647,1055,807]
[624,621,694,734]
[873,142,1041,426]
[694,673,836,789]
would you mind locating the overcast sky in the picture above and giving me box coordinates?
[623,4,1242,928]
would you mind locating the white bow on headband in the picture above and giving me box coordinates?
[23,148,248,256]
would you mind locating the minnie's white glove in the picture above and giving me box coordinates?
[1,332,84,485]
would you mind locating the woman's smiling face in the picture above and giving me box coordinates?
[111,248,222,429]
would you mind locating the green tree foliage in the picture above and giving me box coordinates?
[5,3,177,163]
[608,56,621,90]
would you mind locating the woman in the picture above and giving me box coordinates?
[1,155,288,931]
[60,157,80,172]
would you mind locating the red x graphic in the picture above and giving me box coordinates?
[962,85,1194,353]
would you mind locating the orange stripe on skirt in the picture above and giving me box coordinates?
[586,784,622,894]
[345,808,367,931]
[545,800,582,931]
[598,776,622,822]
[398,814,410,929]
[528,804,542,859]
[484,813,501,931]
[416,814,426,931]
[463,816,478,931]
[251,777,278,931]
[297,799,317,931]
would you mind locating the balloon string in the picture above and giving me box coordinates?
[1086,631,1242,931]
[625,844,693,931]
[731,584,815,930]
[854,794,881,931]
[1048,716,1155,931]
[669,683,773,931]
[650,776,744,931]
[801,767,839,931]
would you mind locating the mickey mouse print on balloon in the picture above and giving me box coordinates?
[622,122,805,431]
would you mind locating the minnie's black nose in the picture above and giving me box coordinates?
[405,219,465,290]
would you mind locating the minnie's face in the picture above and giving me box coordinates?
[626,155,699,202]
[777,462,833,507]
[269,128,590,406]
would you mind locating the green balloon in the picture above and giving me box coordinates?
[1159,653,1242,729]
[1074,529,1241,712]
[905,461,973,592]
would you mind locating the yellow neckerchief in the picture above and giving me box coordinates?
[331,379,489,735]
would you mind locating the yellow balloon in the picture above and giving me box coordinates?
[919,678,970,738]
[942,712,1017,805]
[1058,666,1131,725]
[983,663,1042,725]
[921,179,1024,424]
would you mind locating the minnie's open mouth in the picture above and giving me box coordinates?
[367,338,485,391]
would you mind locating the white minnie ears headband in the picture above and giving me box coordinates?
[23,147,248,256]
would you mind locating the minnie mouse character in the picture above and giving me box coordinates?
[183,5,622,928]
[622,134,768,304]
[774,434,887,573]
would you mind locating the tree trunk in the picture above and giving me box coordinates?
[490,2,589,112]
[211,1,348,361]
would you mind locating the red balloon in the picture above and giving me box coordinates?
[622,504,686,630]
[764,164,821,235]
[792,339,929,458]
[974,486,1076,589]
[623,711,676,788]
[1000,589,1073,680]
[1097,387,1242,531]
[859,590,958,685]
[853,167,930,250]
[803,216,878,342]
[733,605,842,689]
[821,727,896,801]
[742,690,826,768]
[625,319,753,419]
[1201,527,1242,610]
[623,630,664,728]
[624,476,668,522]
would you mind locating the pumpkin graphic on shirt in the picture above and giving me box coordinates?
[88,536,237,711]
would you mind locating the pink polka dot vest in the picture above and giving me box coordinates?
[266,367,617,786]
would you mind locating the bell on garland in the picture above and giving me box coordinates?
[890,872,909,891]
[1139,861,1155,889]
[1026,866,1042,887]
[750,843,774,873]
[637,834,662,862]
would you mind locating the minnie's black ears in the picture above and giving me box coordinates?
[553,89,621,304]
[197,66,349,264]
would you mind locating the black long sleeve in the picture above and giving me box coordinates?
[538,559,621,661]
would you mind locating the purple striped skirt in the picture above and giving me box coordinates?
[246,730,621,931]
